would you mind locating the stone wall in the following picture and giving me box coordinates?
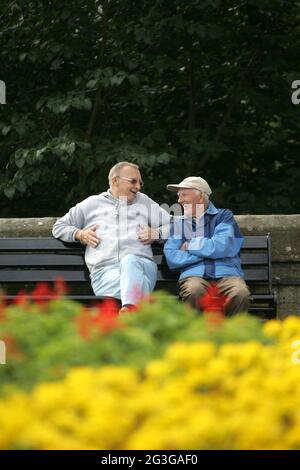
[0,215,299,318]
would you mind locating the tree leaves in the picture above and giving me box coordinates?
[0,0,299,216]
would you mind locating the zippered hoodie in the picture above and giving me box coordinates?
[52,190,171,274]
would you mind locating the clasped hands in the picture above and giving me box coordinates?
[137,226,159,245]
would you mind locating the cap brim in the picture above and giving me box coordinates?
[166,184,182,192]
[167,184,195,192]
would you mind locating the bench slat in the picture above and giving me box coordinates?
[0,270,90,282]
[0,238,77,251]
[0,263,268,283]
[0,254,85,267]
[0,252,268,267]
[240,253,268,264]
[4,295,108,302]
[155,253,269,266]
[242,236,269,249]
[156,268,269,283]
[0,236,270,251]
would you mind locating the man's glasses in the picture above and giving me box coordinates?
[117,176,144,187]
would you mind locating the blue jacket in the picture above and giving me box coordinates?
[163,202,244,280]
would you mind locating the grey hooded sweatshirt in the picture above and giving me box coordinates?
[52,190,171,274]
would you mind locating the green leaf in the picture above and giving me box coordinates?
[110,73,126,86]
[4,187,15,199]
[87,79,98,89]
[67,142,76,154]
[83,98,92,110]
[16,180,27,193]
[2,126,11,136]
[19,53,27,62]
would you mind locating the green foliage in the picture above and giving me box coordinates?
[0,292,271,393]
[0,0,299,215]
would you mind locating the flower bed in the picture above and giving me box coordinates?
[0,285,300,449]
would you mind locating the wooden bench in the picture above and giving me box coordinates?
[0,235,277,318]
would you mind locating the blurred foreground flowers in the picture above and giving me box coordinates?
[0,284,300,449]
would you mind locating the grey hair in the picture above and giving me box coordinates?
[191,189,210,203]
[108,161,139,186]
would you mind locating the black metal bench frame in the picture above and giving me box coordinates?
[0,235,277,318]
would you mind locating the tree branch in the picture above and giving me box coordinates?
[86,0,108,140]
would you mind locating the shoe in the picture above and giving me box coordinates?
[119,304,136,314]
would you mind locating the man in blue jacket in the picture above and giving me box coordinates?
[164,176,250,315]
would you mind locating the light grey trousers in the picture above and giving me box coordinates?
[178,276,250,315]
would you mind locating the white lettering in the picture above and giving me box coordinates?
[0,80,6,104]
[291,80,300,105]
[0,340,6,364]
[100,455,136,467]
[291,339,300,365]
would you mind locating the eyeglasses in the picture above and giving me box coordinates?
[117,176,144,187]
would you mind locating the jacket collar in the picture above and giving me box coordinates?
[180,201,218,224]
[206,201,218,215]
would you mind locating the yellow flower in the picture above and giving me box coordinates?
[145,359,174,382]
[280,316,300,342]
[165,341,216,369]
[2,335,300,450]
[0,393,30,449]
[220,341,264,371]
[263,319,282,339]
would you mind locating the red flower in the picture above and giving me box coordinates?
[0,293,6,321]
[31,282,54,305]
[199,284,227,325]
[199,284,227,312]
[76,299,121,339]
[76,307,93,339]
[13,289,30,306]
[92,299,120,334]
[53,277,68,297]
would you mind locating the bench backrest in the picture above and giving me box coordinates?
[0,235,272,296]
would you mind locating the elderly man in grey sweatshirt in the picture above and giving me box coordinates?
[52,161,171,312]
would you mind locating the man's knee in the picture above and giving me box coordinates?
[229,280,250,302]
[222,278,250,315]
[120,254,140,267]
[179,277,207,300]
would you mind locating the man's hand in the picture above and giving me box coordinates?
[76,225,101,248]
[180,241,189,251]
[138,226,160,245]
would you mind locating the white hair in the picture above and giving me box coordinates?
[178,188,210,202]
[192,189,209,203]
[108,161,139,186]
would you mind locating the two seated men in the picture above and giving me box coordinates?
[53,162,250,314]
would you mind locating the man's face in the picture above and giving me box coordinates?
[177,189,206,217]
[112,166,143,202]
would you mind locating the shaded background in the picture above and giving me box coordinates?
[0,0,299,217]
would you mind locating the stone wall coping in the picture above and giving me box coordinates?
[0,214,299,262]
